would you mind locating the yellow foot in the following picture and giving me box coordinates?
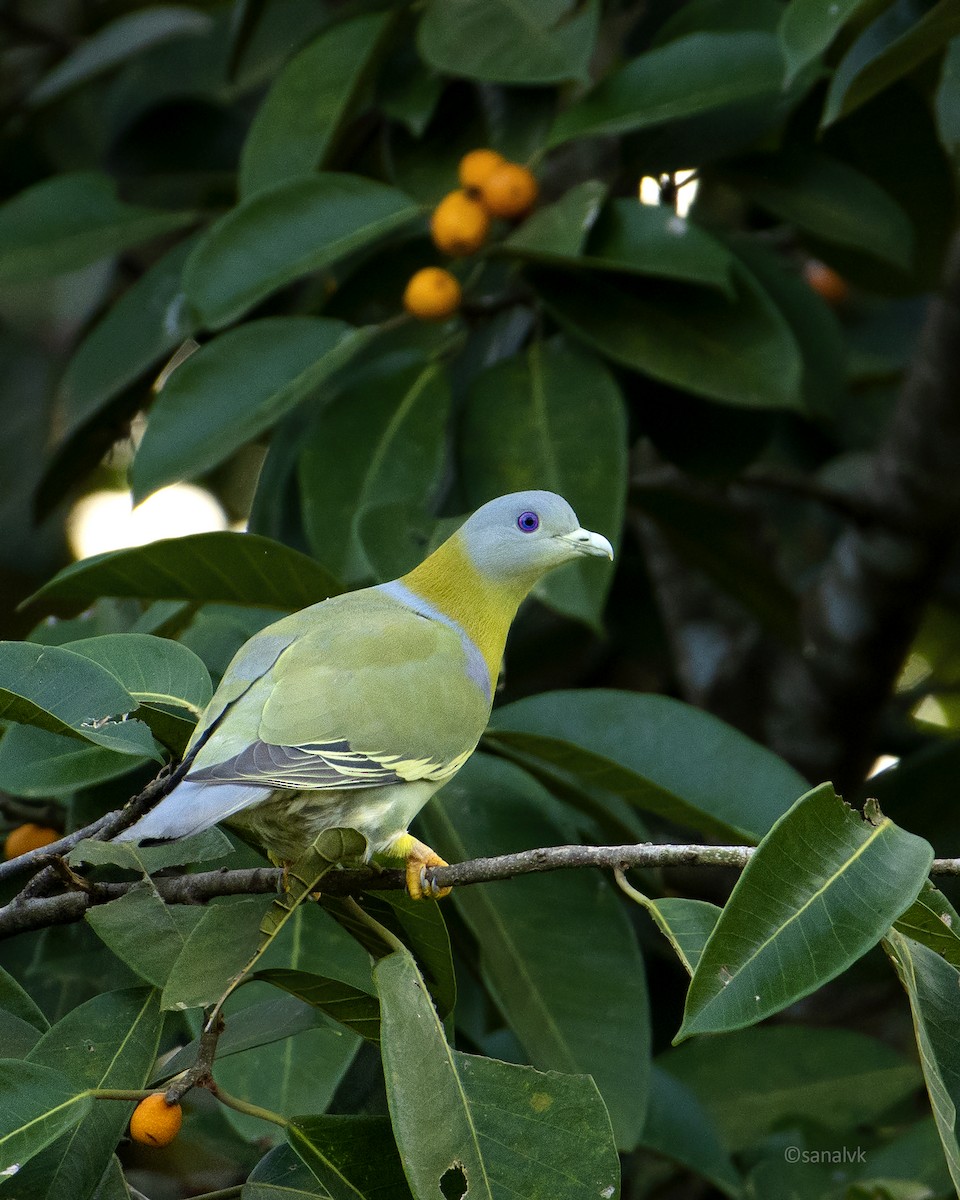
[390,834,451,900]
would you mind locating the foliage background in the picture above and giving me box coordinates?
[1,0,960,1197]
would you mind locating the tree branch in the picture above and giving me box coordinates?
[3,841,960,940]
[768,231,960,790]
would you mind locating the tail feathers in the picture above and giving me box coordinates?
[114,778,271,842]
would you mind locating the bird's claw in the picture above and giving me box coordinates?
[401,837,452,901]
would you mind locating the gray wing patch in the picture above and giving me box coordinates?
[187,738,407,790]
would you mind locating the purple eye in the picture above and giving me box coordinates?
[517,511,539,532]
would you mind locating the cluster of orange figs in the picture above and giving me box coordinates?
[403,149,539,320]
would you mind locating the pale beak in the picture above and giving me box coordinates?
[556,527,614,560]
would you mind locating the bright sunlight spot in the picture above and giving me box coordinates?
[867,754,901,778]
[912,695,950,728]
[67,484,228,559]
[638,169,699,217]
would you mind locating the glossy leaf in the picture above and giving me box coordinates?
[28,6,212,106]
[161,895,275,1011]
[246,1142,336,1199]
[678,787,934,1039]
[640,1067,741,1197]
[778,0,874,80]
[0,1060,92,1174]
[530,265,804,410]
[421,755,650,1149]
[0,967,48,1033]
[823,0,960,126]
[885,930,960,1192]
[616,882,721,976]
[66,632,211,717]
[459,340,625,626]
[299,361,451,583]
[0,172,194,283]
[659,1025,921,1151]
[239,13,392,198]
[0,725,146,798]
[20,989,162,1198]
[549,32,784,145]
[132,317,372,501]
[183,174,421,328]
[721,151,914,269]
[22,531,341,617]
[56,235,200,441]
[85,883,206,987]
[288,1115,411,1200]
[418,0,598,85]
[893,882,960,968]
[375,945,621,1200]
[507,195,735,293]
[487,690,808,841]
[70,827,233,872]
[0,641,161,759]
[255,970,381,1043]
[154,993,325,1083]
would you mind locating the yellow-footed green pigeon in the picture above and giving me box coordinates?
[116,491,613,896]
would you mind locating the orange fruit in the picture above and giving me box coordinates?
[129,1094,183,1147]
[477,163,538,219]
[458,149,506,195]
[803,259,849,306]
[4,823,59,860]
[429,190,490,256]
[403,268,462,320]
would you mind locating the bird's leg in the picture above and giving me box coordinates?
[387,833,452,900]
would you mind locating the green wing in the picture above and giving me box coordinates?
[185,588,491,791]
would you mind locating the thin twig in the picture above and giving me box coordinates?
[3,841,960,941]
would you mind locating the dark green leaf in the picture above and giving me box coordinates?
[727,234,846,418]
[375,945,621,1200]
[69,828,233,872]
[893,882,960,968]
[0,1060,92,1174]
[506,195,735,294]
[66,633,211,718]
[640,1067,741,1197]
[823,0,960,126]
[153,994,325,1082]
[28,6,212,106]
[885,930,960,1192]
[161,896,275,1011]
[21,989,162,1199]
[0,967,48,1033]
[418,0,598,85]
[355,892,457,1020]
[183,175,421,328]
[239,13,393,198]
[255,970,380,1043]
[420,755,650,1150]
[299,361,451,583]
[132,317,373,501]
[0,173,194,283]
[459,340,625,627]
[549,32,784,145]
[678,787,934,1039]
[288,1115,411,1200]
[719,150,914,268]
[21,531,342,617]
[0,726,146,798]
[617,884,721,975]
[778,0,874,81]
[659,1025,921,1151]
[530,265,804,410]
[85,884,206,987]
[0,641,161,759]
[56,235,200,442]
[487,690,808,841]
[246,1142,333,1199]
[0,1012,43,1060]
